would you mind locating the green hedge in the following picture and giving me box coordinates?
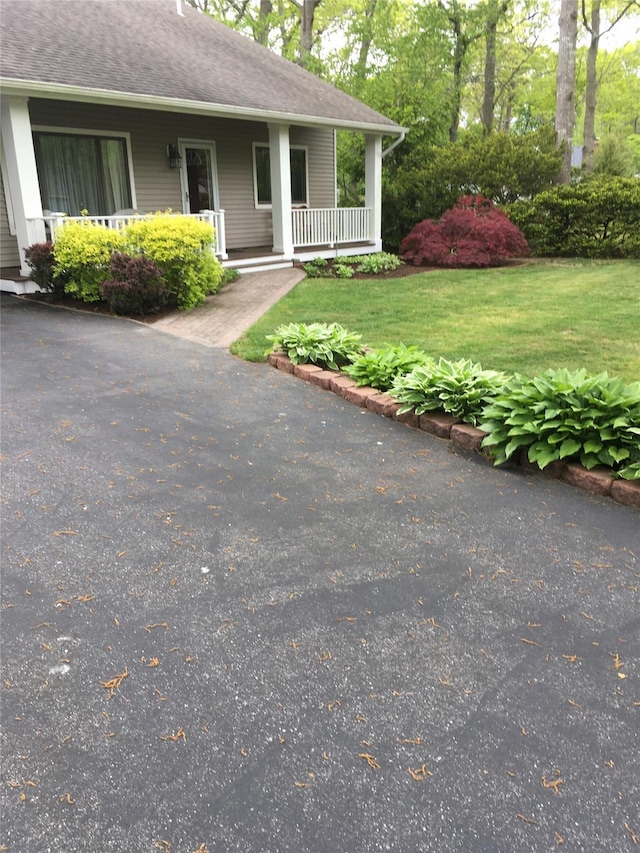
[509,176,640,259]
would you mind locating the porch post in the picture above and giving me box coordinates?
[0,96,44,275]
[364,134,382,251]
[268,123,293,257]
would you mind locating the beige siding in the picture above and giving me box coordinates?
[0,171,20,271]
[291,126,336,209]
[29,99,336,250]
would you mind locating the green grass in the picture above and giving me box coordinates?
[230,259,640,382]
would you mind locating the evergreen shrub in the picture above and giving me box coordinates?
[509,176,640,258]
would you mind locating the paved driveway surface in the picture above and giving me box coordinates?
[1,295,639,853]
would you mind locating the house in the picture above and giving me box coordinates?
[0,0,405,292]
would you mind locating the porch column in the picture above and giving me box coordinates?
[0,96,44,275]
[268,123,293,257]
[364,134,382,251]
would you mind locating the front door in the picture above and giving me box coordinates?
[179,141,219,213]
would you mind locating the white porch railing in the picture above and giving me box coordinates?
[25,210,227,259]
[291,207,371,248]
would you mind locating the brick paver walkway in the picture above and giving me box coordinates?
[151,266,305,347]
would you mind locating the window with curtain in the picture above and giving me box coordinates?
[253,144,308,207]
[34,132,132,216]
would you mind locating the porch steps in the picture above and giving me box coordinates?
[0,275,41,295]
[224,254,294,275]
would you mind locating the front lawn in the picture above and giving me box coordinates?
[230,259,640,382]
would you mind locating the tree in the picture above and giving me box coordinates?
[296,0,322,67]
[555,0,579,183]
[481,0,511,132]
[438,0,485,142]
[581,0,640,171]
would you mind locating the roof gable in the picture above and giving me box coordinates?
[0,0,402,132]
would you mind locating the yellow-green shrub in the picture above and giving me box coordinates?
[125,214,223,310]
[53,221,125,302]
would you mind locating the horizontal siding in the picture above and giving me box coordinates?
[291,126,335,209]
[0,171,20,271]
[29,100,338,250]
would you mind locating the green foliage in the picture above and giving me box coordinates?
[24,242,68,296]
[390,358,508,425]
[302,262,327,278]
[266,322,363,371]
[99,253,168,316]
[383,127,561,249]
[592,133,638,178]
[220,267,240,286]
[355,252,403,274]
[479,368,640,480]
[343,344,432,390]
[333,263,355,278]
[510,176,640,259]
[304,253,402,278]
[302,257,330,278]
[53,221,125,302]
[125,214,223,309]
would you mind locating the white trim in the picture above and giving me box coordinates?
[0,141,17,236]
[268,123,293,257]
[294,243,380,263]
[333,129,338,209]
[0,95,45,274]
[1,79,407,136]
[177,139,220,214]
[32,125,137,211]
[365,135,382,245]
[252,142,308,209]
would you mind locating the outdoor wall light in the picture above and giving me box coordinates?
[167,144,182,169]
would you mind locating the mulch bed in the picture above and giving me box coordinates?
[19,264,436,320]
[19,292,182,324]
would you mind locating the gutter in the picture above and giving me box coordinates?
[0,78,407,137]
[382,131,406,158]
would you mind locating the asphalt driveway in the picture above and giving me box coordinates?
[1,294,639,853]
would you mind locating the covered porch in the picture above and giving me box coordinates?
[1,94,386,287]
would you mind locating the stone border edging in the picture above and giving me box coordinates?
[268,353,640,509]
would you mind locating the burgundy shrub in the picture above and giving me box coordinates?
[99,253,169,316]
[400,195,529,268]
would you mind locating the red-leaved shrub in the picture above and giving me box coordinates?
[400,195,529,268]
[100,253,169,316]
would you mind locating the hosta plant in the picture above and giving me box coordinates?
[344,344,432,391]
[391,358,508,425]
[266,322,363,371]
[333,263,355,279]
[479,368,640,479]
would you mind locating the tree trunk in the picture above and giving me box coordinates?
[482,19,497,132]
[582,0,600,171]
[354,0,379,92]
[256,0,273,46]
[299,0,322,68]
[439,0,483,143]
[482,1,510,133]
[555,0,579,184]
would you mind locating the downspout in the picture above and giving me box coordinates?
[382,131,406,159]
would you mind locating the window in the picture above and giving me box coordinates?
[33,131,133,216]
[253,143,308,207]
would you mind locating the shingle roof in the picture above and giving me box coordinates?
[0,0,402,133]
